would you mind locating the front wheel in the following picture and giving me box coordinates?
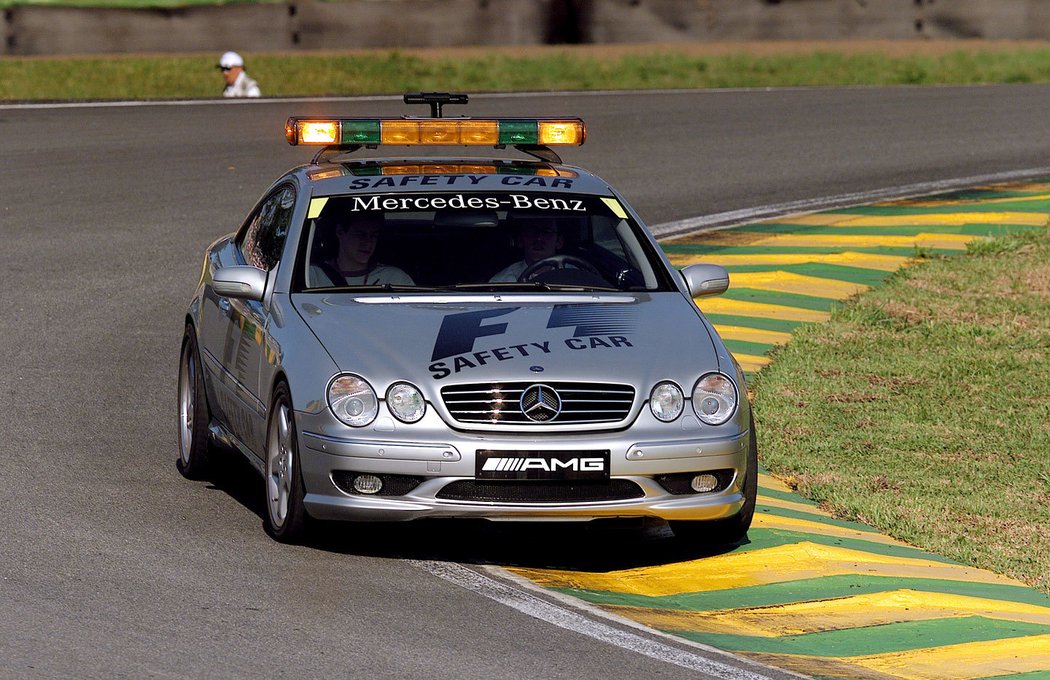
[263,383,310,543]
[670,412,758,545]
[177,325,212,479]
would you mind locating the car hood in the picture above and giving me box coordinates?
[292,293,721,390]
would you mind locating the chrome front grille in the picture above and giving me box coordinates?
[440,382,635,425]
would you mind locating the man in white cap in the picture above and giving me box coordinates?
[218,51,261,98]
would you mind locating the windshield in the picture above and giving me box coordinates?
[296,191,674,292]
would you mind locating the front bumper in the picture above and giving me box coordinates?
[296,420,752,523]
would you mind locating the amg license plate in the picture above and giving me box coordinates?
[476,450,610,480]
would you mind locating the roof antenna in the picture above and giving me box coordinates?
[404,92,469,118]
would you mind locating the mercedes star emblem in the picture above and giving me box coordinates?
[520,384,562,422]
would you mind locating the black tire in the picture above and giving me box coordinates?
[177,325,213,479]
[671,412,758,545]
[263,382,311,543]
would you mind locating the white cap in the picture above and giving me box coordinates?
[218,51,244,69]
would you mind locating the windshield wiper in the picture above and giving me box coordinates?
[447,282,621,293]
[312,284,444,293]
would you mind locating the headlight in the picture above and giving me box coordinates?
[386,382,426,423]
[328,374,378,427]
[692,373,737,425]
[649,381,684,422]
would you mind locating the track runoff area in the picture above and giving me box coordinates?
[509,180,1050,680]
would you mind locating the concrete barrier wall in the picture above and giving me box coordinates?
[582,0,918,42]
[577,0,1050,41]
[6,0,1050,56]
[6,4,293,54]
[293,0,549,49]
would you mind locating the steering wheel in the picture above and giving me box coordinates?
[518,254,601,282]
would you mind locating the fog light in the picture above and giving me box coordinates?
[352,474,383,495]
[691,474,719,493]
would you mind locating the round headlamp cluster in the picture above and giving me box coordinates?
[386,382,426,423]
[328,374,379,427]
[648,373,738,425]
[649,382,684,422]
[328,374,426,427]
[692,373,737,425]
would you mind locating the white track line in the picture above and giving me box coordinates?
[0,95,402,110]
[410,560,801,680]
[0,88,792,111]
[650,166,1050,238]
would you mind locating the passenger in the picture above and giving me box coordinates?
[489,216,563,282]
[310,214,413,286]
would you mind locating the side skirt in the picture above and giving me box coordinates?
[208,421,265,474]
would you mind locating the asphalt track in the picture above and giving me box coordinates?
[3,87,1050,679]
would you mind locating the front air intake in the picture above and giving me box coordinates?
[436,479,644,503]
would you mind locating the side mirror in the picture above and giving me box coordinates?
[679,263,729,298]
[213,265,267,302]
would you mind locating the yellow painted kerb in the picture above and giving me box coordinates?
[733,353,772,373]
[778,211,1048,227]
[509,542,1024,597]
[750,513,910,549]
[713,325,794,346]
[700,232,977,251]
[729,271,870,300]
[667,251,910,272]
[696,298,831,323]
[850,633,1050,680]
[758,473,794,493]
[605,589,1050,638]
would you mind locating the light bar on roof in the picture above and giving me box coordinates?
[285,117,586,147]
[374,164,565,178]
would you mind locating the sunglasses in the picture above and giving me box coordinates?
[218,66,236,72]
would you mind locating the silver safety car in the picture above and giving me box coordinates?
[178,93,758,544]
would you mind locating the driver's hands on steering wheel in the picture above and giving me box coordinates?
[517,254,600,282]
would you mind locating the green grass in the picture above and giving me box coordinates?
[9,48,1050,101]
[750,228,1050,593]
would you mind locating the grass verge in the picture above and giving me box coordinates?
[7,46,1050,101]
[751,228,1050,593]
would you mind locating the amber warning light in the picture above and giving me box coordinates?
[285,117,586,147]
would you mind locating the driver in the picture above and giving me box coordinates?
[489,215,563,282]
[310,214,414,287]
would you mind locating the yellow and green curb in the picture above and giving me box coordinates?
[507,180,1050,680]
[667,184,1050,375]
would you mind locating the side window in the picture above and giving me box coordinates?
[240,185,296,271]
